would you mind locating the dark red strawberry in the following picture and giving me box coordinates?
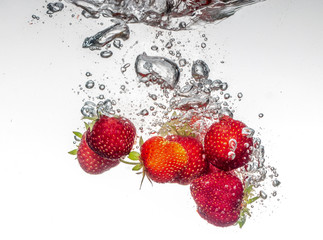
[204,115,254,171]
[69,131,119,174]
[166,135,207,185]
[86,115,136,160]
[139,136,189,183]
[190,171,244,227]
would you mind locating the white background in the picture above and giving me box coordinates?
[1,0,323,239]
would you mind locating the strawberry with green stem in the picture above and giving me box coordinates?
[204,115,254,171]
[190,171,259,228]
[69,131,119,174]
[86,115,136,160]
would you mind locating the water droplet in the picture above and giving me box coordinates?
[179,59,187,67]
[179,22,187,29]
[100,50,113,58]
[220,82,228,91]
[47,2,64,13]
[139,109,149,116]
[224,93,231,99]
[237,92,243,98]
[242,127,255,138]
[113,39,122,48]
[151,45,158,51]
[32,15,40,20]
[149,93,157,101]
[228,151,236,160]
[258,113,264,118]
[272,179,281,187]
[135,53,180,89]
[201,42,206,48]
[85,72,92,77]
[81,101,97,117]
[260,190,267,199]
[82,19,129,49]
[99,84,105,90]
[253,137,261,148]
[85,80,95,89]
[98,94,105,100]
[97,99,115,116]
[229,139,237,151]
[165,42,173,49]
[191,60,209,80]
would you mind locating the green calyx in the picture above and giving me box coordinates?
[158,112,195,137]
[82,116,98,132]
[236,184,260,228]
[68,131,83,156]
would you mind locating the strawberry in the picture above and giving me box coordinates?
[204,115,254,171]
[86,115,136,160]
[190,171,244,227]
[166,135,207,185]
[69,131,119,174]
[139,136,189,183]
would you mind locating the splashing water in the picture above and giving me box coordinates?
[64,0,265,30]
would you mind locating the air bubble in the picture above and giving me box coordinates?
[85,80,95,89]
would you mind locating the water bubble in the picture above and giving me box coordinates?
[100,50,113,58]
[224,93,231,99]
[113,39,122,48]
[85,80,95,89]
[99,84,105,90]
[82,19,129,49]
[258,113,264,118]
[260,190,267,199]
[220,82,228,91]
[242,127,255,138]
[228,151,236,160]
[179,59,187,67]
[32,15,40,20]
[81,101,97,117]
[165,42,173,49]
[139,109,149,116]
[191,60,209,80]
[151,45,158,51]
[272,179,281,187]
[253,137,261,149]
[97,99,114,116]
[201,42,206,48]
[47,2,64,14]
[98,94,105,100]
[237,92,243,98]
[135,53,180,89]
[179,22,187,29]
[85,72,92,77]
[229,139,237,151]
[149,93,158,101]
[221,108,233,118]
[120,85,126,91]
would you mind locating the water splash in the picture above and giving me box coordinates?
[65,0,265,30]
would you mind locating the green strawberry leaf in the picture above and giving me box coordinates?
[68,149,78,155]
[73,131,83,139]
[82,116,98,121]
[132,164,143,171]
[128,151,140,161]
[247,196,260,204]
[139,136,144,147]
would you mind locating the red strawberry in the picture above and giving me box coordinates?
[204,115,254,171]
[190,171,244,227]
[86,115,136,160]
[140,136,189,183]
[69,131,119,174]
[166,135,207,185]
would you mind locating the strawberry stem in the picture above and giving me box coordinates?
[119,159,140,165]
